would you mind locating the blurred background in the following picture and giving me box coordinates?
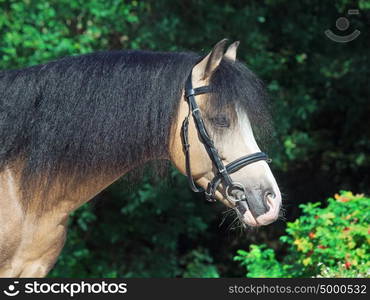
[0,0,369,277]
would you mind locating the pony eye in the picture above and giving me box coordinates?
[210,114,231,128]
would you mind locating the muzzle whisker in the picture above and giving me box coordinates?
[222,207,235,214]
[219,214,228,228]
[226,215,240,231]
[219,207,237,227]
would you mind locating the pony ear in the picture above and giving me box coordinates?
[224,41,240,62]
[192,39,228,82]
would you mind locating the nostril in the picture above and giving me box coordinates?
[263,190,275,211]
[256,190,282,225]
[240,189,279,220]
[265,191,275,199]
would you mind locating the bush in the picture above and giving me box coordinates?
[234,191,370,278]
[181,248,220,278]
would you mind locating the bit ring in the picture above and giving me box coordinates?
[225,182,247,203]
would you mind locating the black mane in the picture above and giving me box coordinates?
[0,50,271,206]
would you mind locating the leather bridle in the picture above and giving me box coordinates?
[181,70,271,203]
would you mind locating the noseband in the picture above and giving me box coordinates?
[181,70,271,203]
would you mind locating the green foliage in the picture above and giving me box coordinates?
[235,191,370,278]
[0,0,144,68]
[182,248,220,278]
[234,246,286,278]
